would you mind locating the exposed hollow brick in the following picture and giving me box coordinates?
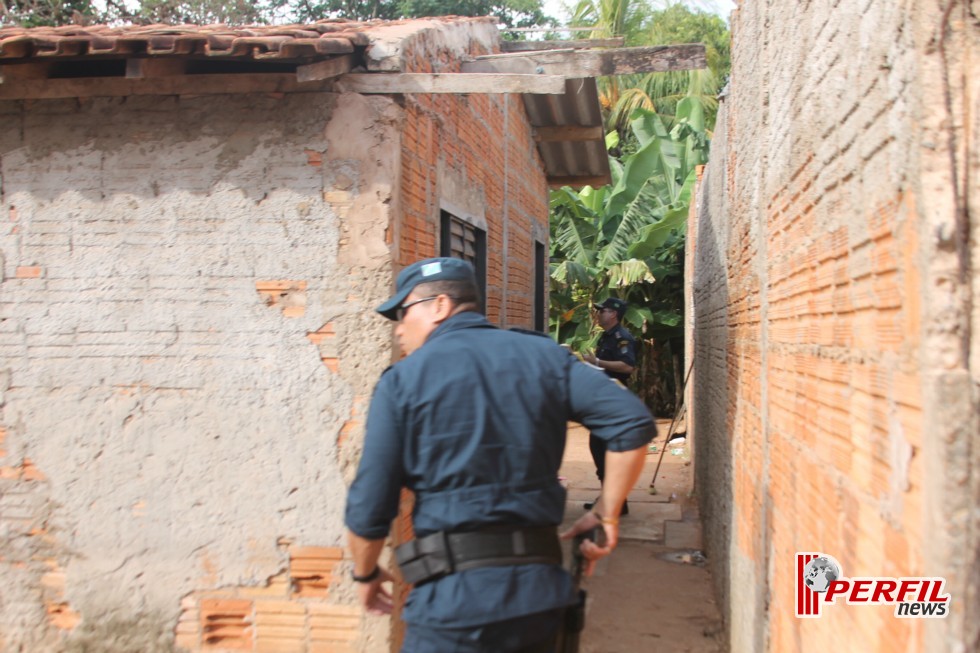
[20,458,45,482]
[337,395,366,448]
[308,323,341,373]
[253,600,306,653]
[46,601,81,630]
[304,149,323,167]
[288,546,343,599]
[15,266,42,278]
[308,604,360,653]
[306,323,335,345]
[175,596,202,651]
[256,280,307,318]
[199,598,253,651]
[38,557,80,631]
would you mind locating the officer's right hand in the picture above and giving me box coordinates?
[560,511,617,576]
[357,567,396,616]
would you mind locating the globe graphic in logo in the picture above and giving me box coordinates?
[803,556,841,593]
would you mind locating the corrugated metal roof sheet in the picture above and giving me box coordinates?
[524,78,610,187]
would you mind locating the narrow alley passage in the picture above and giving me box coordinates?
[560,422,725,653]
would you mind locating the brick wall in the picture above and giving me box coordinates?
[394,27,549,328]
[690,2,978,652]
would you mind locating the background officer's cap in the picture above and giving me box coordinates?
[593,297,628,319]
[376,257,477,320]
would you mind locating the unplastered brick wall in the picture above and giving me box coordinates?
[394,23,549,327]
[0,90,396,651]
[690,2,978,652]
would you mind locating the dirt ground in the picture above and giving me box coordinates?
[558,421,727,653]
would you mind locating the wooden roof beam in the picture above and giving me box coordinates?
[335,72,567,95]
[296,54,353,83]
[462,43,706,77]
[0,62,50,83]
[501,37,625,52]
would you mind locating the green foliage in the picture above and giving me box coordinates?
[548,105,706,350]
[1,0,285,25]
[1,0,550,26]
[135,0,273,24]
[568,0,650,44]
[548,2,721,409]
[572,2,730,135]
[401,0,548,26]
[648,1,730,76]
[289,0,550,24]
[287,0,402,21]
[1,0,100,26]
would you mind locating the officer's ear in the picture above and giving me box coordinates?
[432,294,457,322]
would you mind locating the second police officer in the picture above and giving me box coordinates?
[583,297,638,516]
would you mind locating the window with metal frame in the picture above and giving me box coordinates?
[534,240,546,332]
[440,210,486,312]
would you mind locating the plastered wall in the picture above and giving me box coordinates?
[690,1,978,652]
[0,91,399,652]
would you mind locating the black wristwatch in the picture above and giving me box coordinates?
[351,565,380,583]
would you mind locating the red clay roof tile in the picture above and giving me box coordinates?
[0,18,466,62]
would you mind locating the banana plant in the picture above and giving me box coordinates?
[549,103,707,349]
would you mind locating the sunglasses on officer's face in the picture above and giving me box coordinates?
[396,296,438,321]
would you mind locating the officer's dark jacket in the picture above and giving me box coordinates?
[596,323,637,383]
[345,311,655,628]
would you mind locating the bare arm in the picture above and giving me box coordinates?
[596,447,646,519]
[560,446,646,575]
[589,357,635,376]
[347,531,395,615]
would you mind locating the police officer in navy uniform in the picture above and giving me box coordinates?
[582,297,638,516]
[345,258,655,653]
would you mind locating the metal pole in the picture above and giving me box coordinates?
[648,359,694,494]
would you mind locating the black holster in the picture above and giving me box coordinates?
[395,526,563,586]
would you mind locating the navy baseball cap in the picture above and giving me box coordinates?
[376,257,477,320]
[593,297,628,318]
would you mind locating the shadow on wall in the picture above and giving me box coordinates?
[691,166,735,625]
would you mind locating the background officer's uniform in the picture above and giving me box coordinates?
[345,310,654,652]
[595,322,637,385]
[588,300,638,508]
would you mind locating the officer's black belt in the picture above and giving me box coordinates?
[395,525,562,586]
